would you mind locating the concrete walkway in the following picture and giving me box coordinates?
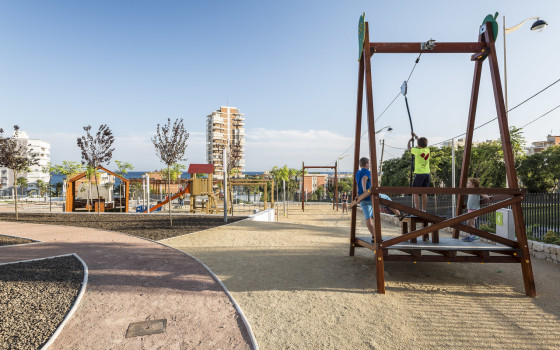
[0,221,253,349]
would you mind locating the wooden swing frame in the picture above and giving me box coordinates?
[301,161,338,211]
[349,21,536,297]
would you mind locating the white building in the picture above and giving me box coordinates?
[526,135,560,155]
[0,131,50,196]
[206,106,246,180]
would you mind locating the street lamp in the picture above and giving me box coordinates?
[503,16,548,115]
[375,126,393,134]
[378,127,394,182]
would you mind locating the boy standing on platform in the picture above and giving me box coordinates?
[407,132,430,211]
[356,157,375,240]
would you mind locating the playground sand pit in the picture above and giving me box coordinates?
[0,213,247,241]
[163,204,560,350]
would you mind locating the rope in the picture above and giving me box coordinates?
[333,53,424,164]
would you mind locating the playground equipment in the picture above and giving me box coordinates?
[349,15,536,297]
[230,179,275,213]
[65,166,129,213]
[301,162,338,212]
[142,164,218,214]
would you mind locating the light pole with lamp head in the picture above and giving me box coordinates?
[376,126,393,183]
[503,16,548,116]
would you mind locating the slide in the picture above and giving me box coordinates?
[144,182,191,213]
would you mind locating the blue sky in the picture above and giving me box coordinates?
[1,0,559,172]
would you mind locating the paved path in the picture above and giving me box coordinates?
[0,221,253,349]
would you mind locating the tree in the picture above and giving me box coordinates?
[77,125,115,215]
[0,126,39,219]
[115,160,134,212]
[152,118,189,226]
[129,182,143,201]
[518,145,560,192]
[54,182,64,196]
[82,166,96,213]
[36,179,49,198]
[17,177,28,196]
[51,161,83,211]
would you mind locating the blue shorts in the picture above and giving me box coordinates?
[360,200,373,220]
[413,173,430,187]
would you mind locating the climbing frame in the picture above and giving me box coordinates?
[348,19,536,297]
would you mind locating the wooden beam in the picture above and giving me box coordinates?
[364,22,386,294]
[370,42,487,54]
[455,43,484,238]
[350,54,365,257]
[484,22,536,297]
[383,254,519,263]
[349,187,522,208]
[380,198,519,247]
[380,196,523,247]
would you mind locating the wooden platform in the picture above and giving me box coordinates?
[354,237,520,263]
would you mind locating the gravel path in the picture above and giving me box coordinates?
[0,213,247,241]
[163,204,560,350]
[0,255,83,350]
[0,234,33,246]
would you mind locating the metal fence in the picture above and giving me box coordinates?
[389,193,560,240]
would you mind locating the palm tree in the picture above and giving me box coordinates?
[36,179,48,198]
[16,177,28,196]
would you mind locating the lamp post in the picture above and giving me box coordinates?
[375,126,393,135]
[503,16,548,116]
[376,127,393,183]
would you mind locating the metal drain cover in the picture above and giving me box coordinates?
[125,319,167,338]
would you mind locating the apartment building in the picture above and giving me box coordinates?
[0,131,50,196]
[301,174,328,197]
[206,106,246,180]
[526,134,560,155]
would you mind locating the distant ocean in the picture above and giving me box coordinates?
[49,170,351,184]
[49,171,266,184]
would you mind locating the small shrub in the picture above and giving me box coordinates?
[543,230,560,245]
[480,223,496,233]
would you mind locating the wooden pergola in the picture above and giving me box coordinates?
[231,179,275,210]
[65,165,129,213]
[349,19,536,297]
[301,161,338,212]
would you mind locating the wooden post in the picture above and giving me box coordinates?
[454,44,484,238]
[484,22,536,297]
[125,180,129,213]
[364,22,385,294]
[264,183,268,210]
[301,161,305,211]
[350,46,365,257]
[333,160,338,211]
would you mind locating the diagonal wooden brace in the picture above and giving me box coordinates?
[379,196,523,248]
[379,198,520,248]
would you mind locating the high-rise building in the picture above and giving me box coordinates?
[0,131,50,196]
[206,106,246,180]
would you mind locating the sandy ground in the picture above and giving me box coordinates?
[163,204,560,350]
